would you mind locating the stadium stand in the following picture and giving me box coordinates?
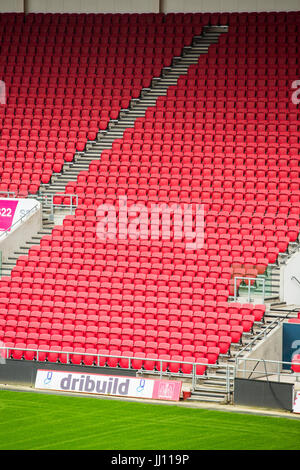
[0,10,299,379]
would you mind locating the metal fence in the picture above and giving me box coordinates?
[0,343,235,398]
[235,356,300,383]
[28,193,78,221]
[0,191,16,198]
[233,276,266,303]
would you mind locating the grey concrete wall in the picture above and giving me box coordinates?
[236,324,283,379]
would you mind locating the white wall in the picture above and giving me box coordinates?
[162,0,300,12]
[0,200,42,264]
[0,0,23,12]
[26,0,159,13]
[280,251,300,306]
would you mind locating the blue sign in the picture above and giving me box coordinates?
[282,323,300,370]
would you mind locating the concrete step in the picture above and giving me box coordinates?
[189,391,227,403]
[193,386,230,397]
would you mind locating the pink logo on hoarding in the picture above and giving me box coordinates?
[0,200,18,232]
[152,380,182,401]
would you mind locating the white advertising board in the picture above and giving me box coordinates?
[0,198,40,233]
[35,370,182,401]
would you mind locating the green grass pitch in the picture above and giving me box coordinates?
[0,390,299,450]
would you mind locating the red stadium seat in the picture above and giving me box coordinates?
[291,354,300,374]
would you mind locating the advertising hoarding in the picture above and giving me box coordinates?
[35,370,182,401]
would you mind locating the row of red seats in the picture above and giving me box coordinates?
[0,289,262,316]
[3,342,209,375]
[20,235,282,256]
[0,63,163,75]
[0,304,261,327]
[2,50,183,65]
[0,276,251,302]
[0,12,207,26]
[0,11,298,27]
[1,320,240,348]
[199,55,300,65]
[40,225,290,249]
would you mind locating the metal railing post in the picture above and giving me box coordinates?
[233,276,265,303]
[248,278,251,303]
[50,195,54,222]
[226,366,231,403]
[192,363,196,390]
[47,194,78,222]
[262,278,265,303]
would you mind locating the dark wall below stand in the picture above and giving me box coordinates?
[0,359,137,388]
[234,378,294,412]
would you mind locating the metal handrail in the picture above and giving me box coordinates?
[234,317,280,366]
[235,302,298,369]
[234,304,300,382]
[291,276,300,288]
[0,202,40,240]
[33,193,78,221]
[0,344,208,373]
[0,191,15,198]
[51,193,78,218]
[42,193,78,220]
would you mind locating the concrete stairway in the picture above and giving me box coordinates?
[233,230,300,305]
[0,216,55,277]
[190,234,300,404]
[189,294,300,404]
